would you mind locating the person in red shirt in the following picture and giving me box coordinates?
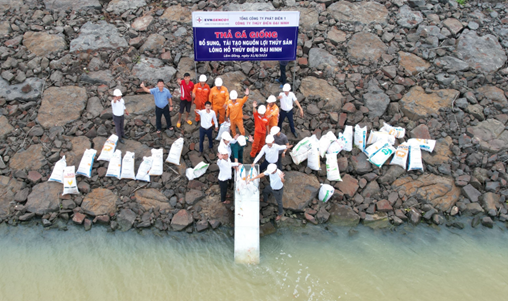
[177,73,195,128]
[250,101,269,158]
[192,74,210,122]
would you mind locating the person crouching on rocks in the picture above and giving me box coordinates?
[248,163,285,221]
[111,89,129,144]
[230,134,253,164]
[217,146,240,204]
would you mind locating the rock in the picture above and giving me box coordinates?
[209,219,221,230]
[72,212,86,224]
[135,188,171,211]
[64,136,91,166]
[80,70,113,85]
[350,152,372,175]
[25,182,61,215]
[220,71,246,95]
[410,124,431,139]
[294,7,319,31]
[396,5,423,28]
[422,137,453,166]
[37,86,88,129]
[107,0,146,14]
[117,208,136,231]
[363,79,390,118]
[171,209,193,231]
[131,56,176,84]
[464,203,484,215]
[443,18,463,35]
[400,86,459,120]
[392,174,460,211]
[329,204,360,227]
[0,176,24,217]
[282,172,320,211]
[131,15,153,31]
[23,32,66,57]
[139,34,165,53]
[19,212,35,221]
[81,188,118,216]
[70,21,128,52]
[327,27,347,45]
[316,207,330,224]
[305,212,318,225]
[376,199,393,212]
[335,174,359,197]
[363,212,390,229]
[10,144,47,171]
[123,94,154,116]
[470,119,508,153]
[481,216,494,228]
[0,115,13,138]
[86,97,103,118]
[434,56,469,72]
[362,181,380,198]
[0,77,45,102]
[299,77,343,111]
[160,4,192,24]
[44,0,101,10]
[328,1,388,24]
[185,189,205,205]
[196,220,209,232]
[224,2,275,11]
[0,21,10,35]
[347,32,387,64]
[308,48,339,69]
[260,222,276,236]
[479,192,500,213]
[477,86,508,108]
[408,209,421,225]
[398,52,430,75]
[176,57,196,80]
[456,30,507,73]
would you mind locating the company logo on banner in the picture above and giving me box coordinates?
[192,11,300,61]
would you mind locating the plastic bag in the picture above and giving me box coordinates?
[390,143,409,169]
[97,134,118,161]
[407,143,424,171]
[249,166,260,188]
[380,122,405,138]
[149,148,164,176]
[120,151,136,179]
[342,125,353,151]
[354,125,367,151]
[166,137,184,165]
[290,137,313,165]
[407,138,436,153]
[318,184,335,203]
[49,156,66,183]
[136,156,152,182]
[76,149,97,178]
[369,145,396,168]
[327,138,345,155]
[186,161,210,180]
[318,131,337,158]
[62,166,79,195]
[326,153,342,182]
[366,130,396,145]
[307,145,321,171]
[364,140,390,158]
[216,121,230,141]
[106,150,122,179]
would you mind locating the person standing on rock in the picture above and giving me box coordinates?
[270,126,289,167]
[277,84,303,138]
[209,77,229,125]
[195,101,218,155]
[226,88,249,136]
[176,73,194,128]
[250,101,269,158]
[140,79,173,133]
[265,95,279,133]
[192,74,210,123]
[217,146,240,204]
[111,89,129,144]
[231,134,253,164]
[248,163,285,221]
[252,135,291,172]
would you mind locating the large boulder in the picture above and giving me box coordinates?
[398,51,430,75]
[329,204,360,227]
[400,86,459,120]
[456,30,507,73]
[308,48,339,69]
[0,115,13,138]
[300,77,343,111]
[469,119,508,153]
[64,136,91,167]
[131,57,176,84]
[281,172,320,211]
[476,85,508,108]
[422,137,453,166]
[171,209,194,231]
[363,79,390,118]
[347,32,387,64]
[135,189,171,211]
[160,4,192,24]
[44,0,101,10]
[25,182,61,215]
[10,144,47,171]
[0,176,24,217]
[293,7,319,31]
[81,188,118,216]
[328,1,388,24]
[195,195,233,226]
[396,5,423,28]
[335,174,359,197]
[37,86,88,129]
[107,0,146,15]
[434,56,469,72]
[139,34,165,53]
[80,70,113,85]
[117,208,136,231]
[70,21,128,52]
[363,213,390,229]
[23,32,66,57]
[0,77,45,102]
[392,174,461,211]
[124,94,154,116]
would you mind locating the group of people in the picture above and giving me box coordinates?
[110,74,305,221]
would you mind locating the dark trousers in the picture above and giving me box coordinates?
[113,115,124,138]
[155,105,171,131]
[278,109,295,135]
[219,179,229,203]
[263,186,284,216]
[199,127,213,152]
[279,63,287,84]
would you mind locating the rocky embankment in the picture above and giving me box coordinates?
[1,0,508,234]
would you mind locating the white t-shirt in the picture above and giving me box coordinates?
[279,92,297,112]
[198,109,218,129]
[263,169,284,190]
[253,144,286,164]
[219,139,232,157]
[217,158,239,181]
[111,98,126,117]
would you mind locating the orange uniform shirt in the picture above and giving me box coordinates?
[227,96,248,121]
[254,111,269,134]
[192,83,210,104]
[209,86,229,107]
[266,104,279,126]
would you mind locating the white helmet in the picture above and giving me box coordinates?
[267,95,276,103]
[237,135,246,146]
[199,74,207,82]
[270,126,280,136]
[230,90,238,100]
[265,135,274,143]
[258,105,266,115]
[283,83,291,92]
[215,78,223,86]
[266,163,277,174]
[113,89,122,96]
[221,131,232,141]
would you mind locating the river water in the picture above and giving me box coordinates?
[0,222,507,301]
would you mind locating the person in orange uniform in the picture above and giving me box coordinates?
[265,95,279,132]
[226,88,249,136]
[250,101,269,158]
[192,74,210,122]
[209,77,229,124]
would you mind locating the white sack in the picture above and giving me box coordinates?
[120,151,136,179]
[326,153,342,182]
[364,140,390,158]
[390,143,409,169]
[380,122,405,138]
[136,156,152,182]
[366,131,396,145]
[76,149,97,178]
[149,148,164,176]
[307,145,321,171]
[369,145,396,168]
[290,136,313,165]
[106,150,122,179]
[407,138,436,153]
[327,138,345,155]
[342,125,353,151]
[62,166,79,195]
[186,162,210,180]
[166,137,184,165]
[318,131,337,158]
[354,125,367,151]
[407,143,424,171]
[318,184,335,203]
[49,156,66,183]
[97,134,118,161]
[216,121,230,140]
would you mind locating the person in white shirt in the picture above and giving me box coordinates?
[111,89,129,144]
[277,83,303,138]
[217,146,240,204]
[248,163,285,221]
[219,131,233,158]
[195,101,218,155]
[252,135,292,172]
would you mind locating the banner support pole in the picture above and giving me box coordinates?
[194,61,198,83]
[293,60,297,89]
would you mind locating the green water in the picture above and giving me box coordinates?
[0,222,507,301]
